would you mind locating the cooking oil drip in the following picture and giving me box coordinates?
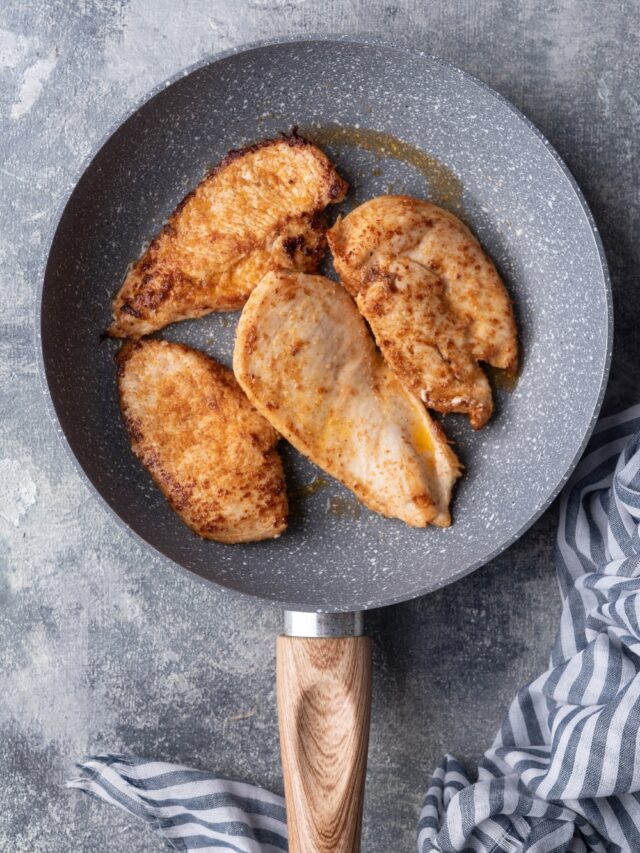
[487,365,519,393]
[291,473,331,499]
[289,476,362,520]
[328,493,361,520]
[297,124,463,209]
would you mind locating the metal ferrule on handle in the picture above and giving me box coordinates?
[283,610,364,637]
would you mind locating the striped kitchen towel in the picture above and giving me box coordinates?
[69,404,640,852]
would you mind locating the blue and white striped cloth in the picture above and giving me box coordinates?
[69,405,640,852]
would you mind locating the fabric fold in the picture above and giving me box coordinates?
[419,404,640,852]
[68,755,287,852]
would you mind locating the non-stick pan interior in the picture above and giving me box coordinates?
[40,39,611,611]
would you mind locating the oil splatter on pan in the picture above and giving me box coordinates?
[38,37,612,612]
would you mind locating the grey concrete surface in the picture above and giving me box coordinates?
[1,1,638,851]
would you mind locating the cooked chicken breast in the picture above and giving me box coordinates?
[116,339,287,543]
[108,135,348,338]
[357,257,493,429]
[328,195,518,425]
[234,271,461,527]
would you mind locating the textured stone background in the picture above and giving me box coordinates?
[1,1,638,850]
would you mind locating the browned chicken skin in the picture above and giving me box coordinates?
[328,195,518,428]
[108,135,348,338]
[116,339,287,543]
[357,257,494,429]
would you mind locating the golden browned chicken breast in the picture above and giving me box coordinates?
[108,135,348,338]
[234,271,461,527]
[328,195,518,427]
[116,339,287,543]
[357,257,493,429]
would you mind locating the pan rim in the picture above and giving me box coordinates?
[36,33,613,613]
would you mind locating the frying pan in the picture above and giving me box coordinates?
[38,37,611,852]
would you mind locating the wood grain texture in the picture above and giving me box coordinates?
[277,636,372,853]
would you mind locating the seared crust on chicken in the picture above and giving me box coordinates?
[108,135,348,338]
[357,257,494,429]
[116,338,287,543]
[234,271,461,527]
[328,197,518,415]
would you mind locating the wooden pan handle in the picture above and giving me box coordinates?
[276,634,372,853]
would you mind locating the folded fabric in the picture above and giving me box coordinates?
[69,757,287,851]
[69,405,640,852]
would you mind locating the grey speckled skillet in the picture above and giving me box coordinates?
[38,38,611,848]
